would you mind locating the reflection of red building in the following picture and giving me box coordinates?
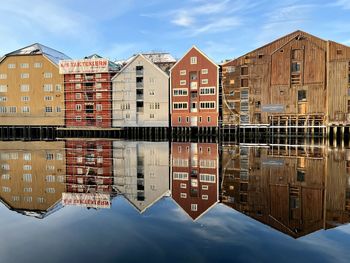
[65,140,113,194]
[171,142,219,220]
[60,55,119,128]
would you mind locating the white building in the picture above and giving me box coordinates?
[112,141,170,213]
[112,53,175,127]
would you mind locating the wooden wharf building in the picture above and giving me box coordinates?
[222,30,350,137]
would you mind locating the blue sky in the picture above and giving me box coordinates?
[0,0,350,62]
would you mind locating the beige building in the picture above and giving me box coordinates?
[0,43,70,126]
[0,141,66,218]
[112,141,170,213]
[112,53,175,127]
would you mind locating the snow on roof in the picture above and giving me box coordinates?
[82,53,121,71]
[142,52,176,63]
[5,43,71,65]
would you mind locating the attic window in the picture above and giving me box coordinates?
[258,54,263,59]
[337,49,343,55]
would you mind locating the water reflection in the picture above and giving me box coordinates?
[0,140,350,239]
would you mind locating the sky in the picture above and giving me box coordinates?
[0,0,350,63]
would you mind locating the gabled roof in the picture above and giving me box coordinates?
[3,43,70,65]
[142,52,176,63]
[170,45,219,72]
[221,30,328,66]
[111,53,169,81]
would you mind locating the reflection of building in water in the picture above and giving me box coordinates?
[221,145,350,238]
[171,143,219,220]
[113,141,169,213]
[64,140,114,208]
[0,141,66,218]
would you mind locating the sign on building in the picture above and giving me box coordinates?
[59,59,109,74]
[62,193,111,209]
[261,104,285,113]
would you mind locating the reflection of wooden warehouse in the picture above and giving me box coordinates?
[221,30,350,128]
[221,145,326,238]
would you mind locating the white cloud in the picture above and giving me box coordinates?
[334,0,350,9]
[172,11,194,27]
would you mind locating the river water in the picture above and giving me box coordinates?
[0,139,349,262]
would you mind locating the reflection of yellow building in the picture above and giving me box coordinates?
[0,141,66,218]
[221,145,350,238]
[0,43,70,126]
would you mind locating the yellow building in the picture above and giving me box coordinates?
[0,43,70,126]
[0,141,66,218]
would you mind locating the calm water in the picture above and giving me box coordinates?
[1,140,350,263]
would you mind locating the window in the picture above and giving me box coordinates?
[178,116,181,123]
[56,106,61,113]
[20,63,29,68]
[241,67,248,75]
[20,84,30,92]
[75,93,81,99]
[23,153,31,161]
[241,78,248,87]
[190,57,197,64]
[55,84,62,92]
[44,72,53,78]
[0,106,7,113]
[173,89,188,96]
[186,116,189,123]
[337,49,343,55]
[298,90,307,101]
[37,197,45,203]
[173,172,189,180]
[207,116,211,122]
[241,89,249,100]
[201,69,208,74]
[149,90,155,95]
[95,73,102,78]
[23,165,32,170]
[46,153,54,160]
[297,170,305,182]
[76,104,82,111]
[0,85,7,92]
[200,87,215,95]
[76,116,82,122]
[97,116,102,122]
[12,196,20,202]
[150,114,154,118]
[255,101,261,109]
[21,96,30,101]
[34,62,42,68]
[22,106,30,113]
[75,83,81,89]
[8,106,16,113]
[43,84,53,92]
[46,188,55,193]
[57,176,64,183]
[56,153,63,160]
[180,183,187,189]
[291,62,301,73]
[1,174,10,180]
[2,186,11,192]
[95,82,102,89]
[1,164,10,170]
[180,193,187,198]
[173,102,188,109]
[21,73,29,79]
[23,187,32,193]
[202,195,208,200]
[96,93,102,99]
[180,70,186,75]
[200,102,215,109]
[191,204,198,211]
[44,96,53,101]
[45,106,53,113]
[75,74,81,79]
[96,104,102,111]
[23,196,32,202]
[200,173,216,183]
[46,175,56,182]
[201,79,208,84]
[202,185,208,190]
[0,74,7,79]
[8,63,16,69]
[180,80,186,86]
[46,165,55,171]
[0,96,7,101]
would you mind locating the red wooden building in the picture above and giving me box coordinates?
[170,46,219,127]
[171,142,219,220]
[59,55,119,128]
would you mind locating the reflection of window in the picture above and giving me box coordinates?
[297,170,305,182]
[298,90,307,101]
[191,204,198,211]
[291,62,301,73]
[290,197,300,209]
